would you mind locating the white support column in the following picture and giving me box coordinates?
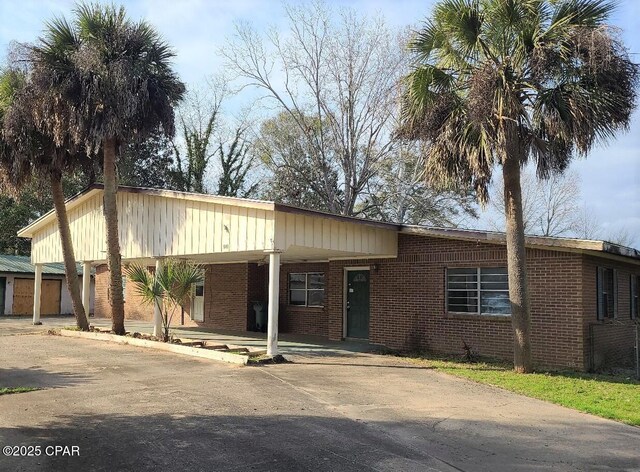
[153,258,163,337]
[266,251,281,356]
[33,263,42,325]
[82,261,92,322]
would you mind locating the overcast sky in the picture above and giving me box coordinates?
[1,0,638,246]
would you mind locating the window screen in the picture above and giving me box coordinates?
[447,268,510,316]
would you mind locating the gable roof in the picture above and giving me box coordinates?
[16,184,639,262]
[0,254,89,275]
[17,184,398,239]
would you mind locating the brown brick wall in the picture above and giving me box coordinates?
[95,262,251,331]
[94,265,109,319]
[93,234,640,371]
[279,263,329,337]
[94,264,155,321]
[200,263,249,331]
[328,235,588,370]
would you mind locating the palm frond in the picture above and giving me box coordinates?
[409,21,443,63]
[399,0,636,206]
[397,65,458,140]
[34,16,79,73]
[433,0,484,62]
[124,263,162,305]
[155,259,204,307]
[28,2,185,155]
[551,0,617,28]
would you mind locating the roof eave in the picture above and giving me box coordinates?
[400,226,640,262]
[17,184,104,239]
[17,184,278,239]
[273,203,401,231]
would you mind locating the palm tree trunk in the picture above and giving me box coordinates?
[51,172,90,331]
[502,155,532,373]
[103,137,126,335]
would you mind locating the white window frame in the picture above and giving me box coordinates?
[446,267,511,316]
[288,272,325,307]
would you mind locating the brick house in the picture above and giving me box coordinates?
[19,185,640,370]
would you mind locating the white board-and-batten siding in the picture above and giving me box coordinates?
[31,192,276,264]
[28,190,397,264]
[273,211,397,256]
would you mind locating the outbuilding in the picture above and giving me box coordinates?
[17,185,640,371]
[0,254,94,317]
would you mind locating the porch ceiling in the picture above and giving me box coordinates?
[123,245,394,267]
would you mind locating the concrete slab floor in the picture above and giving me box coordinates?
[0,317,639,471]
[0,316,380,360]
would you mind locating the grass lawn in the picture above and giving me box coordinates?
[402,355,640,426]
[0,387,41,396]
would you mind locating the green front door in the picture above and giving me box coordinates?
[346,270,370,339]
[0,277,5,315]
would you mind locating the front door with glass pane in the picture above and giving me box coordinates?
[346,269,370,339]
[192,282,204,322]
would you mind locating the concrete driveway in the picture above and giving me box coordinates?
[0,321,639,471]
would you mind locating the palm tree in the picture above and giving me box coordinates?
[0,68,90,331]
[125,259,204,342]
[31,4,186,334]
[399,0,638,372]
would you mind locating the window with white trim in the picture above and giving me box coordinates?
[289,273,325,307]
[446,268,510,316]
[596,267,617,320]
[630,274,638,320]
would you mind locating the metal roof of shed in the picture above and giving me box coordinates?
[0,254,88,275]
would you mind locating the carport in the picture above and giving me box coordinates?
[17,185,398,355]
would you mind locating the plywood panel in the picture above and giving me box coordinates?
[41,279,62,315]
[12,278,61,315]
[12,278,34,315]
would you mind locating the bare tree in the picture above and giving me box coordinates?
[223,2,405,215]
[489,170,583,237]
[253,111,342,211]
[573,204,603,240]
[361,141,477,226]
[574,207,636,246]
[491,175,638,247]
[605,227,635,247]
